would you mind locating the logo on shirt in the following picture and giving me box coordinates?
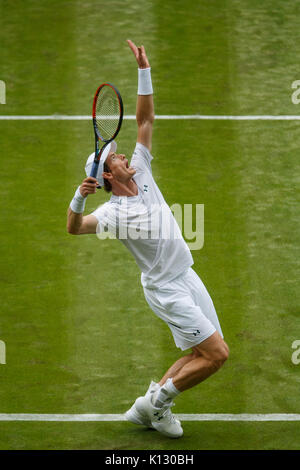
[143,184,149,192]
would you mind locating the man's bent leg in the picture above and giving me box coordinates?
[158,352,195,386]
[172,331,229,392]
[126,333,228,438]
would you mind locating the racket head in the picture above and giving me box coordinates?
[92,83,123,144]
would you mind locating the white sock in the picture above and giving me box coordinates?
[147,381,159,396]
[153,378,180,407]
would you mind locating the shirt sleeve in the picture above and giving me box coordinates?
[130,142,153,174]
[90,203,108,232]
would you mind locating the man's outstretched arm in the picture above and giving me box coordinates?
[127,40,155,152]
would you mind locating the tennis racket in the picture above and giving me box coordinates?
[90,83,124,180]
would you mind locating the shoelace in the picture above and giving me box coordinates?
[154,401,176,423]
[162,403,177,423]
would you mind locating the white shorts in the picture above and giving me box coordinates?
[143,267,223,351]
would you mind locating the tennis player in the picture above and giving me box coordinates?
[67,40,229,438]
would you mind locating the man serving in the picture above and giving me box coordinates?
[67,40,229,438]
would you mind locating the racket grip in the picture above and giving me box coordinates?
[90,160,99,178]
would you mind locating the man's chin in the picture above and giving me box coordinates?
[128,166,136,175]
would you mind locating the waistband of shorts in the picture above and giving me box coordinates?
[142,267,192,290]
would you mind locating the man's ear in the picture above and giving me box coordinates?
[102,172,113,181]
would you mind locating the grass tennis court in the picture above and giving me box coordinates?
[0,0,300,450]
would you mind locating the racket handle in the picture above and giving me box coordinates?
[90,160,99,178]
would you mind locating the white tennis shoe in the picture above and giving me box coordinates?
[134,393,183,438]
[125,381,159,428]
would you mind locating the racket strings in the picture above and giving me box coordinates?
[95,86,121,141]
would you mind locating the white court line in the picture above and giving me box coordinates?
[0,413,300,422]
[1,114,300,120]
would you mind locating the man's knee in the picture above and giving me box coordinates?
[193,338,229,370]
[211,341,229,370]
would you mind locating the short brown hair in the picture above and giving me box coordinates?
[103,161,112,193]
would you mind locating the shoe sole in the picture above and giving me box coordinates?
[152,420,183,438]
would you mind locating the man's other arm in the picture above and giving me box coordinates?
[127,40,155,152]
[67,177,98,235]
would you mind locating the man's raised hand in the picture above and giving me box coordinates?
[79,177,98,198]
[127,39,150,69]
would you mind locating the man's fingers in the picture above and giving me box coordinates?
[127,39,138,56]
[83,185,97,192]
[127,39,135,48]
[80,183,97,197]
[84,177,98,184]
[81,179,98,196]
[128,40,150,67]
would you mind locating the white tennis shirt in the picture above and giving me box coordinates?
[91,143,193,288]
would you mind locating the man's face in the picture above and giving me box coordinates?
[105,151,136,183]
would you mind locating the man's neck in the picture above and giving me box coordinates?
[111,178,138,197]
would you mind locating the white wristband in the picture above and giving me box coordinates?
[70,186,86,214]
[138,67,153,95]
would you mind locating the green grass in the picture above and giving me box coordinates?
[1,422,300,450]
[1,0,300,450]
